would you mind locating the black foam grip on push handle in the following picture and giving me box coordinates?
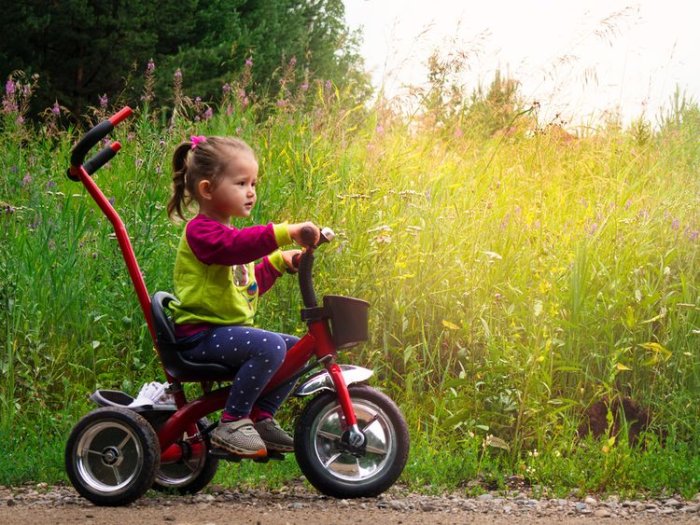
[67,106,132,180]
[82,142,122,175]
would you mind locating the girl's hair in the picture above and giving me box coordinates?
[167,136,255,221]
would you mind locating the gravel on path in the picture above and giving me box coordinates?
[1,483,699,525]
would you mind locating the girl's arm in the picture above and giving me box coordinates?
[187,215,291,265]
[255,252,286,296]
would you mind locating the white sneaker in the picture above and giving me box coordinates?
[128,381,174,407]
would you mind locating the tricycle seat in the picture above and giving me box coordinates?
[151,291,235,382]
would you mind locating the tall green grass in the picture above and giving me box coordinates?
[0,71,698,495]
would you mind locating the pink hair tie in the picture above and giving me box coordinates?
[190,135,207,149]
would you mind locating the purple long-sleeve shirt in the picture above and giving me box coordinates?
[186,214,283,294]
[174,214,285,337]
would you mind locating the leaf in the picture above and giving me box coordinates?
[91,340,101,350]
[442,320,460,330]
[615,362,632,371]
[639,342,671,359]
[640,307,667,324]
[485,435,510,451]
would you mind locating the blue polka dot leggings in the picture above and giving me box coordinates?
[181,326,299,418]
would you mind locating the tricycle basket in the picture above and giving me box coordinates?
[323,295,369,349]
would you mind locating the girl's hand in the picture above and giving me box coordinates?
[281,249,302,273]
[288,222,320,248]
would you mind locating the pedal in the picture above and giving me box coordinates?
[209,447,241,462]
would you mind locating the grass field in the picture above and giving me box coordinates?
[1,70,698,496]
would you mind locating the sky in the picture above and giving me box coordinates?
[343,0,700,127]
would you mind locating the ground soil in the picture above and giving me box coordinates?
[1,483,698,525]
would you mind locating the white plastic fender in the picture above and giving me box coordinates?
[293,365,374,396]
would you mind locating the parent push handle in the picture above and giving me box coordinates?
[67,106,133,180]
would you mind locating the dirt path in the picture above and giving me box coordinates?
[1,484,699,525]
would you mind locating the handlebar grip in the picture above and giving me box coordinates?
[83,142,122,176]
[69,120,114,168]
[299,226,318,247]
[67,106,132,180]
[298,251,318,308]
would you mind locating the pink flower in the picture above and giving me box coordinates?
[300,82,309,91]
[203,107,213,120]
[99,94,108,109]
[51,101,60,116]
[5,80,15,95]
[245,57,253,67]
[146,59,155,73]
[174,69,182,81]
[222,83,231,94]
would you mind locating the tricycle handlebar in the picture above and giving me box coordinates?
[298,227,334,309]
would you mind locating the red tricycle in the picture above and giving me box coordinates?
[63,107,409,506]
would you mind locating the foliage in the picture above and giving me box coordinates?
[0,64,698,495]
[0,0,367,118]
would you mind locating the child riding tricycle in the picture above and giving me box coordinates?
[63,107,409,506]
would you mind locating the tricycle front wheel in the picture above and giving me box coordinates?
[294,384,409,498]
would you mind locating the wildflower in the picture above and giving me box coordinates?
[276,99,288,108]
[586,222,598,235]
[671,218,680,230]
[46,180,57,189]
[146,59,155,73]
[203,107,213,120]
[135,158,144,168]
[5,80,15,95]
[108,197,116,206]
[245,57,253,67]
[242,96,250,107]
[325,80,332,90]
[689,230,699,241]
[99,94,108,109]
[300,82,309,91]
[51,101,60,116]
[454,127,463,138]
[289,56,297,67]
[21,173,32,187]
[174,68,182,82]
[222,83,231,94]
[375,124,384,134]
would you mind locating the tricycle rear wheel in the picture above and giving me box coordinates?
[65,407,160,506]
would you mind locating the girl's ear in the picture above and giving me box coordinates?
[197,179,213,200]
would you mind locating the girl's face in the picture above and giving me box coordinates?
[199,151,258,222]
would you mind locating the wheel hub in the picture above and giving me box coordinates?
[101,446,121,466]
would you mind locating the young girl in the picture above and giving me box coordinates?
[167,135,320,457]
